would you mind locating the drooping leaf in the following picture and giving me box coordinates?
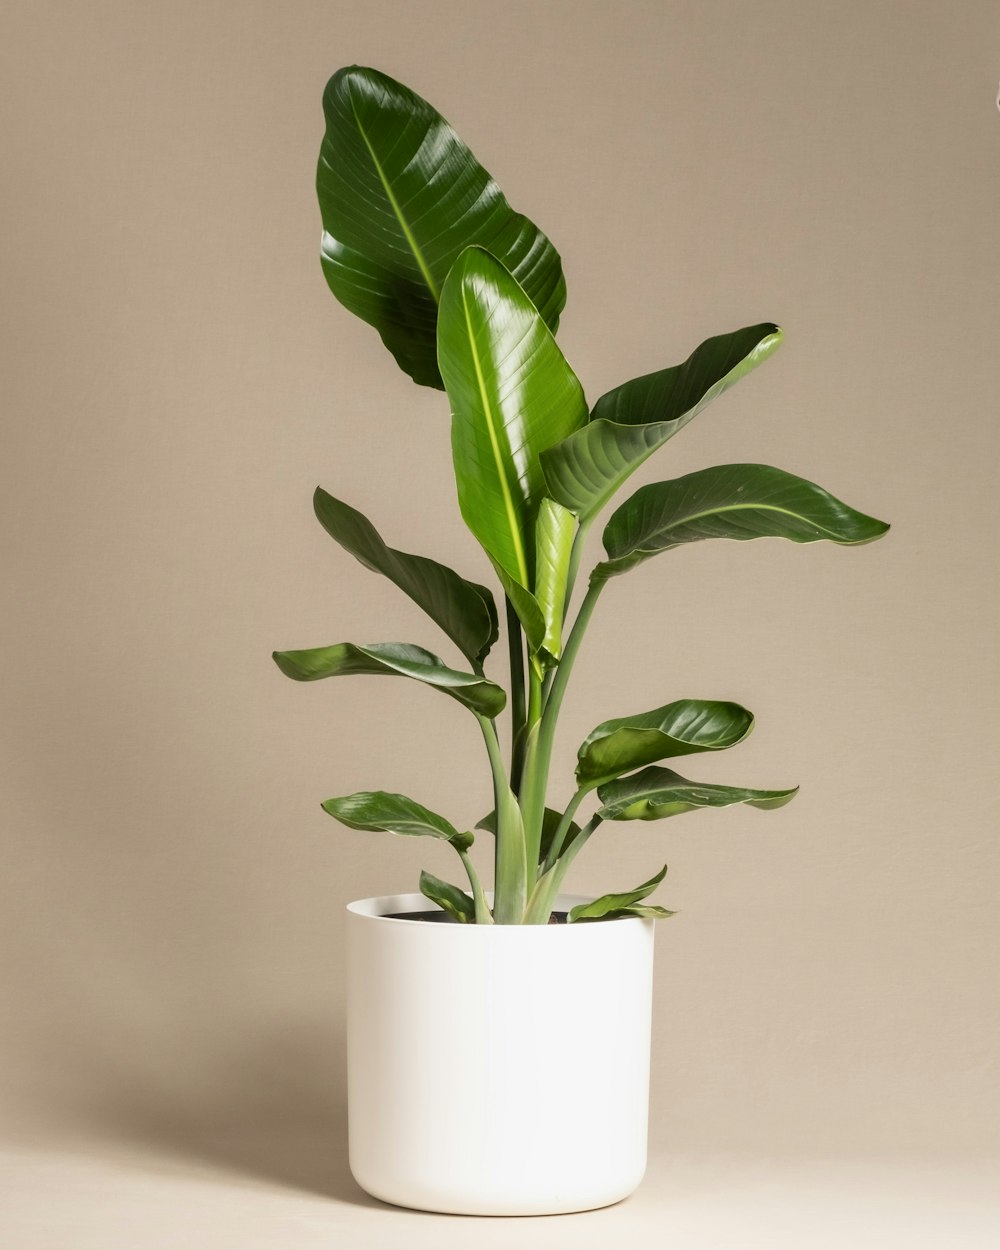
[477,805,582,861]
[589,904,676,921]
[534,499,577,661]
[597,765,799,820]
[440,247,588,611]
[317,66,566,389]
[322,791,473,851]
[568,864,668,922]
[313,487,498,666]
[419,869,476,922]
[596,464,890,579]
[577,699,754,787]
[272,641,505,717]
[542,324,782,522]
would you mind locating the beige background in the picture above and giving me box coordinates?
[3,0,999,1243]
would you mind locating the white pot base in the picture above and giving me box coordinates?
[347,892,656,1217]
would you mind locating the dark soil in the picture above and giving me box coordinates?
[384,910,569,924]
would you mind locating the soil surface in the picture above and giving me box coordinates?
[384,909,569,924]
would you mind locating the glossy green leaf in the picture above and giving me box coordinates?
[322,791,473,851]
[313,487,498,666]
[542,324,782,521]
[272,641,505,717]
[419,869,476,922]
[568,864,668,922]
[577,699,754,787]
[534,499,577,661]
[477,805,581,862]
[596,464,891,579]
[440,247,588,600]
[318,66,566,389]
[597,766,799,820]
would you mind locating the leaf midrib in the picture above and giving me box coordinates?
[350,95,440,300]
[618,497,850,556]
[462,291,530,586]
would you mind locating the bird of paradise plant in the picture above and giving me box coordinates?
[273,66,889,925]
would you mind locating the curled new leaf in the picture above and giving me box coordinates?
[596,463,890,579]
[597,766,798,820]
[542,324,782,521]
[568,865,670,922]
[272,641,506,717]
[534,499,577,661]
[577,699,754,787]
[419,870,476,922]
[318,66,566,388]
[313,487,498,666]
[322,790,473,851]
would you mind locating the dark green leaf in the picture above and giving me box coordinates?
[322,791,473,851]
[272,641,505,717]
[577,699,754,787]
[419,870,476,922]
[491,562,547,656]
[597,766,799,820]
[542,324,782,521]
[313,487,498,666]
[590,904,676,921]
[534,499,577,661]
[568,864,668,922]
[440,247,588,598]
[596,464,891,579]
[317,66,566,388]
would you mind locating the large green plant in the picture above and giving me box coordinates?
[274,66,889,925]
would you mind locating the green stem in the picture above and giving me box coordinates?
[459,849,494,925]
[561,522,590,623]
[523,813,604,924]
[543,785,590,872]
[520,578,606,859]
[477,714,527,924]
[506,598,527,791]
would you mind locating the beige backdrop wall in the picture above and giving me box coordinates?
[3,0,998,1171]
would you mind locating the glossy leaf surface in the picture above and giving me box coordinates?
[419,869,476,922]
[542,324,782,521]
[440,247,587,598]
[534,499,577,660]
[597,464,890,578]
[597,766,799,820]
[318,66,566,388]
[313,487,498,666]
[568,864,668,922]
[322,790,473,851]
[577,698,754,787]
[272,641,505,717]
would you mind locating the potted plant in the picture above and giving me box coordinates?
[273,66,889,1216]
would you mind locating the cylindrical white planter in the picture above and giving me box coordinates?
[347,891,656,1216]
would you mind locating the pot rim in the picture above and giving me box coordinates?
[346,890,650,928]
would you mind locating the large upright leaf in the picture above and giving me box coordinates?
[567,865,673,923]
[322,790,473,851]
[596,464,890,578]
[542,324,782,521]
[272,641,505,716]
[597,766,799,820]
[313,487,498,666]
[317,66,566,389]
[440,247,588,606]
[577,698,754,787]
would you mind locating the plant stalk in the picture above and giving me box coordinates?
[477,714,527,923]
[459,849,494,925]
[505,598,527,791]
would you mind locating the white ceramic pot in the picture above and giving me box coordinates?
[346,891,656,1215]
